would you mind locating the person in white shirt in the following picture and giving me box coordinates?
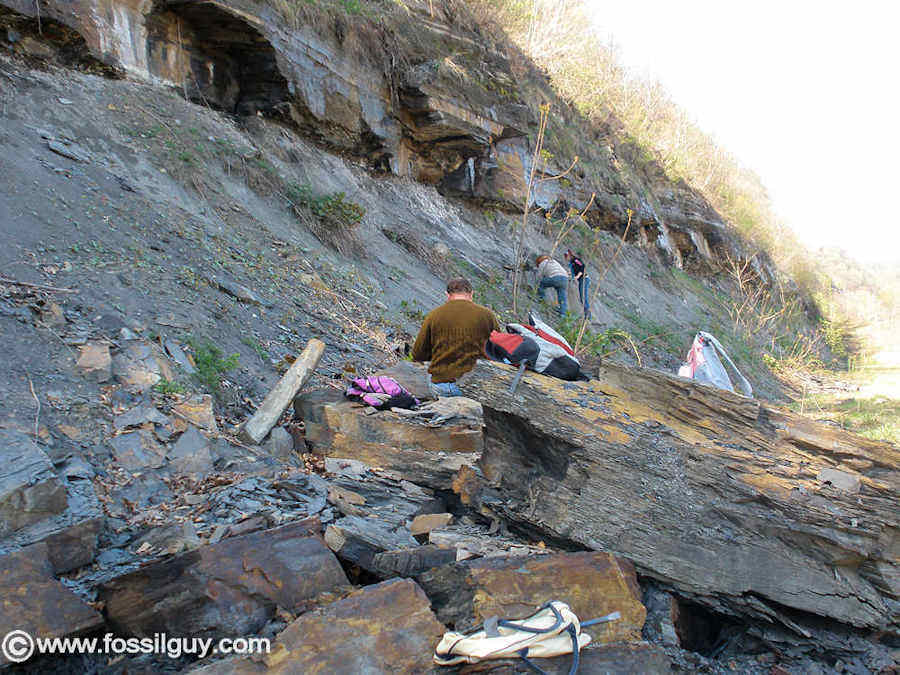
[535,254,569,316]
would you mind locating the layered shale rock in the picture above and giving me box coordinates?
[0,429,68,535]
[457,360,900,640]
[417,551,647,645]
[0,0,745,269]
[100,520,350,638]
[0,543,103,665]
[190,578,445,674]
[297,389,483,490]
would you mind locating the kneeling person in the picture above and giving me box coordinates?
[411,277,499,396]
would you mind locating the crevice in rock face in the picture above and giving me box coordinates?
[673,598,738,655]
[145,2,289,117]
[481,407,574,484]
[0,7,119,76]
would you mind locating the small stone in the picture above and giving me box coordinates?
[113,341,173,390]
[114,402,170,430]
[76,342,111,382]
[47,139,91,163]
[264,426,294,459]
[42,300,67,327]
[173,394,217,432]
[109,431,166,471]
[410,512,453,536]
[169,426,213,476]
[163,339,195,374]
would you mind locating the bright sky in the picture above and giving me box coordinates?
[586,0,900,264]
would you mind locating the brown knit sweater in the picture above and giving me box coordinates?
[411,299,499,383]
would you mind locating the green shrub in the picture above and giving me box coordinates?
[154,379,188,395]
[189,340,240,393]
[286,182,365,255]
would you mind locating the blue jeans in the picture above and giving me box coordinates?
[577,276,591,319]
[431,381,462,397]
[538,275,568,316]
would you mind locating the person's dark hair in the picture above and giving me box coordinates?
[446,278,473,294]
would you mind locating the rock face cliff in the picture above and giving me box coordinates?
[0,0,763,273]
[3,2,892,672]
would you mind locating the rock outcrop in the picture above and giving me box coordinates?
[0,430,101,573]
[100,519,350,638]
[0,0,748,269]
[0,543,103,665]
[190,578,446,674]
[417,551,646,644]
[456,360,899,640]
[297,390,483,490]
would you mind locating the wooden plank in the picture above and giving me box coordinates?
[240,339,325,444]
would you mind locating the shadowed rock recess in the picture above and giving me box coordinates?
[0,0,897,672]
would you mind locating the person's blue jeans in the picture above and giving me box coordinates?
[538,275,568,316]
[577,276,591,319]
[431,381,462,397]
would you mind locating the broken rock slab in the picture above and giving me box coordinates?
[0,543,103,666]
[410,512,453,536]
[173,394,218,432]
[76,341,111,382]
[264,426,293,459]
[0,476,101,574]
[191,578,445,674]
[100,519,349,639]
[113,340,173,390]
[371,544,458,579]
[109,429,167,471]
[0,429,68,536]
[417,551,646,645]
[206,274,272,308]
[459,360,900,638]
[428,522,552,560]
[325,514,418,574]
[296,389,482,489]
[114,401,170,430]
[168,425,214,476]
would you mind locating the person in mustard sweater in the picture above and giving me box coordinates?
[411,277,499,397]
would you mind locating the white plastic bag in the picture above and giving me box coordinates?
[678,332,753,397]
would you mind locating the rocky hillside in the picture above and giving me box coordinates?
[1,0,895,673]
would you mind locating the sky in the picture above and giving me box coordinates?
[585,0,900,264]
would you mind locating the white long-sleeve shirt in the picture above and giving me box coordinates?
[537,258,569,280]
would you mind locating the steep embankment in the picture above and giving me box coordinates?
[0,2,896,673]
[0,0,811,404]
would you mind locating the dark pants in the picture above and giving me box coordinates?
[577,276,591,319]
[538,275,568,316]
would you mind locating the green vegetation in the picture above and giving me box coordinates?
[790,394,899,445]
[242,336,270,362]
[286,183,365,228]
[153,378,188,395]
[286,182,365,254]
[399,299,426,322]
[188,339,240,394]
[470,0,827,312]
[558,314,636,359]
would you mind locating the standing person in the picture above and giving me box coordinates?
[411,277,500,397]
[535,254,569,317]
[565,249,591,320]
